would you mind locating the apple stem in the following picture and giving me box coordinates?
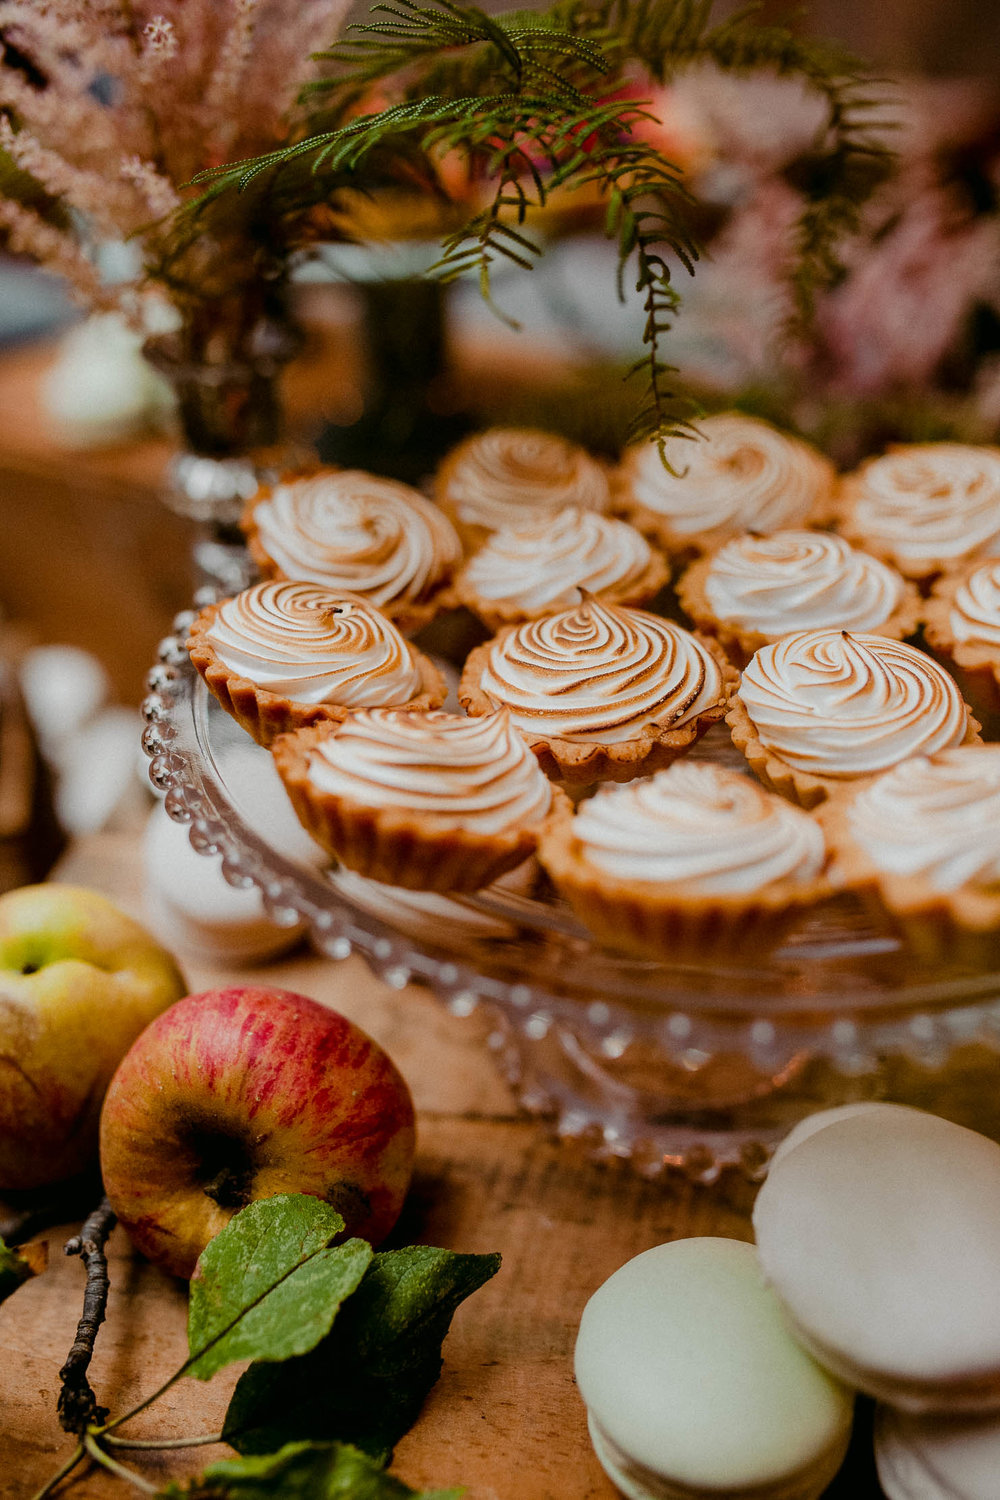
[57,1197,116,1436]
[29,1442,84,1500]
[83,1433,160,1495]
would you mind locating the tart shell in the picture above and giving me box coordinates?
[539,795,831,962]
[272,723,571,893]
[923,568,1000,739]
[458,633,739,785]
[187,605,447,749]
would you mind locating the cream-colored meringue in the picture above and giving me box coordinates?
[305,708,552,834]
[476,598,724,744]
[844,745,1000,892]
[459,507,656,614]
[204,583,422,706]
[623,414,834,539]
[571,761,826,893]
[739,630,969,778]
[704,530,904,635]
[439,427,610,532]
[950,561,1000,649]
[845,444,1000,567]
[253,470,461,606]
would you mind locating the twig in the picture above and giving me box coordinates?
[83,1433,160,1495]
[29,1443,84,1500]
[104,1431,226,1450]
[57,1197,117,1435]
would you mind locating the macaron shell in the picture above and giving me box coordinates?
[754,1106,1000,1411]
[575,1237,853,1497]
[875,1405,1000,1500]
[768,1102,890,1174]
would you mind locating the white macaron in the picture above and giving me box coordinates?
[754,1104,1000,1414]
[574,1236,853,1500]
[875,1404,1000,1500]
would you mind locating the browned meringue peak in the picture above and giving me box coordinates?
[471,595,725,744]
[700,530,905,635]
[840,443,1000,576]
[457,506,662,618]
[739,629,970,778]
[200,583,423,706]
[948,560,1000,649]
[620,413,835,542]
[305,707,553,834]
[249,468,462,608]
[436,427,611,535]
[844,745,1000,892]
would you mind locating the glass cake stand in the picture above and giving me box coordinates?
[142,614,1000,1179]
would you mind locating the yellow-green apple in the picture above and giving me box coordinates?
[99,985,416,1278]
[0,883,187,1191]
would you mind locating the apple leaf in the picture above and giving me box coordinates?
[0,1235,46,1302]
[223,1246,501,1463]
[161,1440,461,1499]
[187,1195,372,1381]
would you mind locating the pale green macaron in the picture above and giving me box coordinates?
[574,1236,854,1500]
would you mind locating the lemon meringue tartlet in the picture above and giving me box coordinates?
[836,443,1000,583]
[540,761,829,960]
[678,530,919,668]
[187,584,446,747]
[272,708,565,892]
[728,629,980,809]
[816,745,1000,965]
[615,413,836,557]
[242,467,462,632]
[455,506,668,629]
[434,427,611,548]
[924,558,1000,737]
[459,595,737,784]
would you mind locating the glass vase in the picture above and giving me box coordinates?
[144,297,303,596]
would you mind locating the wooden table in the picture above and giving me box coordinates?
[2,312,890,1499]
[3,829,764,1499]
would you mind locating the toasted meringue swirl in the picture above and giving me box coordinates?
[624,414,834,539]
[306,708,552,834]
[476,598,725,743]
[950,561,1000,648]
[573,761,826,892]
[460,507,658,614]
[845,444,1000,567]
[846,746,1000,890]
[203,583,423,706]
[440,428,610,531]
[739,630,969,778]
[252,470,461,607]
[704,530,905,636]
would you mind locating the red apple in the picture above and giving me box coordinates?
[99,985,416,1278]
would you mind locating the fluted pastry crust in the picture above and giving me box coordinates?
[459,597,737,783]
[837,443,1000,581]
[817,746,1000,964]
[435,427,611,547]
[729,630,979,808]
[540,762,830,961]
[678,530,919,667]
[615,414,836,556]
[187,584,446,747]
[272,709,566,892]
[924,560,1000,735]
[455,506,667,628]
[243,468,462,632]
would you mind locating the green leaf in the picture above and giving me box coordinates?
[187,1196,372,1381]
[224,1247,501,1463]
[0,1236,45,1302]
[166,1440,461,1499]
